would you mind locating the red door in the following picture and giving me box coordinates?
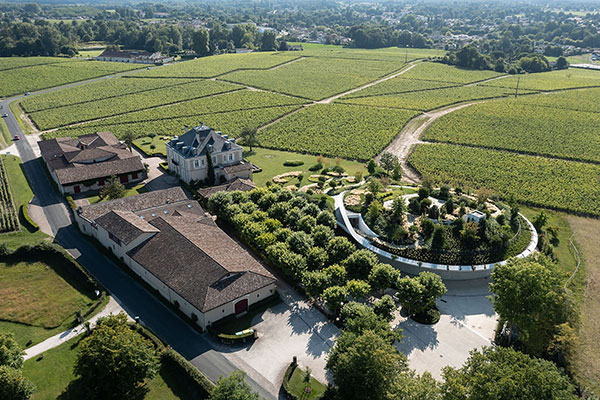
[74,185,80,194]
[234,299,248,314]
[120,175,128,184]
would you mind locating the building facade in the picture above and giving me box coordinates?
[166,123,252,185]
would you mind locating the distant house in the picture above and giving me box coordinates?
[235,48,254,54]
[166,123,252,185]
[75,187,276,329]
[39,132,146,195]
[96,49,173,64]
[464,210,486,223]
[288,45,303,51]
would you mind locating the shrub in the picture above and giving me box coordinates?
[287,231,314,256]
[19,204,38,231]
[283,160,304,167]
[308,163,323,171]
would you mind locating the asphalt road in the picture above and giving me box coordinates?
[0,82,275,399]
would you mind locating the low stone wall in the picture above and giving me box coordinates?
[333,192,538,280]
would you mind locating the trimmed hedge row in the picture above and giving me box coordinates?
[161,347,214,398]
[19,204,39,231]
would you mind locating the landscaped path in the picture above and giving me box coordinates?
[24,297,126,361]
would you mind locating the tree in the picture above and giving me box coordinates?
[192,27,210,56]
[122,131,136,152]
[379,152,399,174]
[373,294,397,322]
[239,127,258,152]
[206,147,216,185]
[555,56,568,70]
[368,263,399,294]
[101,175,126,200]
[302,270,328,298]
[441,346,577,400]
[327,237,356,264]
[0,366,35,400]
[367,159,377,174]
[327,331,407,400]
[0,333,24,369]
[260,30,277,51]
[343,249,378,280]
[211,370,260,400]
[346,279,371,300]
[73,313,159,399]
[490,257,567,356]
[396,272,446,316]
[368,178,383,195]
[322,285,348,313]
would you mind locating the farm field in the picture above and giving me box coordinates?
[0,156,18,232]
[221,56,403,100]
[339,84,529,111]
[483,68,600,91]
[510,87,600,113]
[258,103,418,160]
[285,42,440,61]
[342,76,458,98]
[0,60,145,97]
[409,143,600,216]
[424,96,600,163]
[46,104,302,141]
[28,79,241,130]
[20,77,202,112]
[127,51,301,78]
[397,61,505,83]
[0,56,76,71]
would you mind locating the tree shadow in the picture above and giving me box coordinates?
[58,379,149,400]
[394,318,439,355]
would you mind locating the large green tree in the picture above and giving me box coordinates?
[73,313,159,399]
[211,370,260,400]
[441,346,577,400]
[0,333,25,369]
[490,256,568,356]
[192,27,210,56]
[396,272,446,316]
[327,330,407,400]
[101,175,127,200]
[239,127,258,152]
[0,365,35,400]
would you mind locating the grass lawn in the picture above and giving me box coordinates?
[85,183,148,204]
[77,48,105,58]
[287,366,327,400]
[23,335,197,400]
[567,216,600,396]
[245,147,366,187]
[133,135,173,157]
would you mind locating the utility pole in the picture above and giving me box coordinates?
[514,76,520,98]
[405,45,409,63]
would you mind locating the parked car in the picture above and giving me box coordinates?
[13,135,19,141]
[1,114,7,118]
[24,92,31,96]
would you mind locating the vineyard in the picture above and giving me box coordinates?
[342,77,457,99]
[483,68,600,91]
[339,84,530,111]
[510,87,600,113]
[45,105,303,141]
[0,157,19,233]
[127,52,301,78]
[220,56,403,100]
[258,103,418,160]
[409,143,600,216]
[20,77,201,113]
[0,56,76,71]
[398,62,505,84]
[0,60,145,97]
[28,79,242,130]
[424,97,600,163]
[280,43,439,62]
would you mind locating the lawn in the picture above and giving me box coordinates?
[0,260,95,328]
[85,183,148,204]
[134,135,173,157]
[22,335,198,400]
[244,147,367,187]
[287,366,327,400]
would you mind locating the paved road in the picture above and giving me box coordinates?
[0,85,275,399]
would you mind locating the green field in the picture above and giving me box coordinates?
[409,143,600,216]
[424,97,600,163]
[339,84,529,111]
[0,60,145,97]
[258,103,418,160]
[128,51,300,78]
[483,68,600,91]
[28,79,241,130]
[286,42,440,61]
[221,56,403,100]
[22,336,194,400]
[245,147,366,187]
[398,61,505,83]
[286,366,327,400]
[342,76,458,98]
[0,56,76,71]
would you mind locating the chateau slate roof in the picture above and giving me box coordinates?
[95,210,159,245]
[167,123,242,159]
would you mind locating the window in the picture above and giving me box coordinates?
[229,154,233,161]
[131,172,138,180]
[193,160,200,169]
[98,178,105,186]
[108,232,121,246]
[212,156,216,163]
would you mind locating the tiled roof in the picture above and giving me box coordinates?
[223,162,252,174]
[197,178,256,199]
[128,215,275,312]
[39,132,144,186]
[167,123,242,159]
[78,187,190,221]
[95,210,159,245]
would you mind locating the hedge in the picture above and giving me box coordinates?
[65,194,77,210]
[19,204,38,231]
[161,347,214,398]
[284,160,305,167]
